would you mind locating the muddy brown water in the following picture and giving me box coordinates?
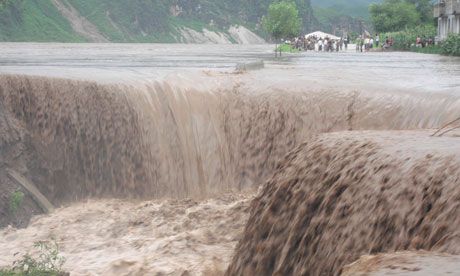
[0,44,460,275]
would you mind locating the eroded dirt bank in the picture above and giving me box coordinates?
[226,131,460,276]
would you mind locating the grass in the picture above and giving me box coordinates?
[9,190,24,215]
[0,0,85,42]
[410,45,442,55]
[0,0,266,43]
[0,240,67,276]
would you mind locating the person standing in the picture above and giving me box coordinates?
[375,34,380,47]
[364,37,370,51]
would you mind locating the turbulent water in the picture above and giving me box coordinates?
[226,131,460,275]
[0,44,460,275]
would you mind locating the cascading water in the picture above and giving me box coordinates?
[1,44,460,275]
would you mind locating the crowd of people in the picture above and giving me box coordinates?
[284,32,436,53]
[355,34,382,52]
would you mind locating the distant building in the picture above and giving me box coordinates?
[434,0,460,40]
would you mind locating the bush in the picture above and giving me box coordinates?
[441,34,460,57]
[9,190,24,215]
[380,24,436,50]
[0,240,67,276]
[276,43,300,53]
[410,45,442,55]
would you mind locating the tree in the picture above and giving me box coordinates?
[369,0,420,33]
[262,1,301,55]
[406,0,433,24]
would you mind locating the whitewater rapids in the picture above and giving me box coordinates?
[1,195,251,275]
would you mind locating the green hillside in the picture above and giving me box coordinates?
[311,0,382,19]
[0,0,315,42]
[311,0,382,35]
[0,0,84,42]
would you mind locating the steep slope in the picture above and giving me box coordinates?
[0,0,85,42]
[51,0,108,42]
[0,0,315,42]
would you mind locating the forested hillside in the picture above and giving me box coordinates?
[0,0,315,43]
[311,0,382,36]
[312,0,381,18]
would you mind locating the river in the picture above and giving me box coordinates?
[1,43,460,276]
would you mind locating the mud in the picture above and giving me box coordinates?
[227,131,460,276]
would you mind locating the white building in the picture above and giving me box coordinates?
[434,0,460,40]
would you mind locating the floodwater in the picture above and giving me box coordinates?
[0,43,459,92]
[1,43,460,276]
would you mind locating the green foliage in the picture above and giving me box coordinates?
[277,43,301,53]
[0,0,85,42]
[410,45,442,54]
[66,0,174,42]
[312,0,382,19]
[0,240,67,276]
[380,24,436,50]
[441,34,460,57]
[0,0,314,42]
[370,0,420,33]
[405,0,433,24]
[9,190,24,215]
[262,1,301,41]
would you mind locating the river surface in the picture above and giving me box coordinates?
[0,43,459,93]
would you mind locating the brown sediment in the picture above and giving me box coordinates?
[226,131,460,276]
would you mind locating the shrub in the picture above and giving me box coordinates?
[9,190,24,215]
[276,43,300,53]
[441,34,460,57]
[380,24,436,51]
[0,240,67,276]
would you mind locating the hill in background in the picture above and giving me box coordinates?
[311,0,382,35]
[312,0,381,19]
[0,0,315,43]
